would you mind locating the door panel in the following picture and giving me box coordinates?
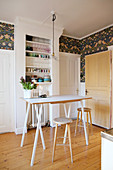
[85,51,110,128]
[97,52,110,88]
[60,59,68,87]
[86,54,97,87]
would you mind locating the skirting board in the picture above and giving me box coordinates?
[15,127,27,135]
[15,123,45,134]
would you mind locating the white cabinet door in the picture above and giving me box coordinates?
[59,52,80,118]
[0,51,14,133]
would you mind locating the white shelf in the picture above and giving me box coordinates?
[26,72,50,74]
[26,56,51,60]
[26,40,51,46]
[35,82,52,85]
[26,50,51,55]
[26,66,51,69]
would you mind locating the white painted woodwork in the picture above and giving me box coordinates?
[85,51,111,128]
[112,50,113,128]
[15,17,63,132]
[59,52,80,118]
[108,49,113,128]
[0,50,14,133]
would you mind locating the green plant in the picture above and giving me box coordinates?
[20,77,37,90]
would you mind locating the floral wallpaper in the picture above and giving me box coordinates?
[59,35,80,54]
[80,26,113,82]
[59,26,113,82]
[0,22,14,50]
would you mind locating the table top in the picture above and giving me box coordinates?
[22,95,92,104]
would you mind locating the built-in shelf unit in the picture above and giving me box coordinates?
[25,35,52,85]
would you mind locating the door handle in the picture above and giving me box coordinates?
[85,89,88,95]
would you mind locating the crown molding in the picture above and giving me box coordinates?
[62,33,80,40]
[81,23,113,40]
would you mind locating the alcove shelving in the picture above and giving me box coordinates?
[25,34,52,85]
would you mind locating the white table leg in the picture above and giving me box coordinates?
[32,104,35,127]
[21,103,30,147]
[35,104,45,150]
[39,126,45,150]
[80,100,89,145]
[63,104,71,144]
[30,104,45,166]
[30,119,40,166]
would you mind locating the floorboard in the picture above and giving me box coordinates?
[0,121,104,170]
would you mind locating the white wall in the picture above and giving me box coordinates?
[15,17,63,133]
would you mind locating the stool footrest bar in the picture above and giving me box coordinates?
[56,144,69,146]
[57,137,69,139]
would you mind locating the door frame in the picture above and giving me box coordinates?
[108,46,113,128]
[0,49,15,132]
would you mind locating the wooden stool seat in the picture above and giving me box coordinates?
[52,117,73,163]
[53,117,72,125]
[77,107,91,112]
[75,107,92,134]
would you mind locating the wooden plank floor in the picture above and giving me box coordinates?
[0,121,104,170]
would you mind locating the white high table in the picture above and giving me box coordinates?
[21,95,92,166]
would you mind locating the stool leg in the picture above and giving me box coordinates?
[67,124,73,163]
[52,124,58,162]
[80,110,82,129]
[75,111,80,134]
[89,111,92,131]
[87,112,89,131]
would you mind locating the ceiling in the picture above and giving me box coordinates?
[0,0,113,38]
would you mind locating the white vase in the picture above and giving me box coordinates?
[24,90,33,98]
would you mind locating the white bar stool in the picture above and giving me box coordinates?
[52,117,73,163]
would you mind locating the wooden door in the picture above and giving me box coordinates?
[59,52,80,118]
[85,51,111,128]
